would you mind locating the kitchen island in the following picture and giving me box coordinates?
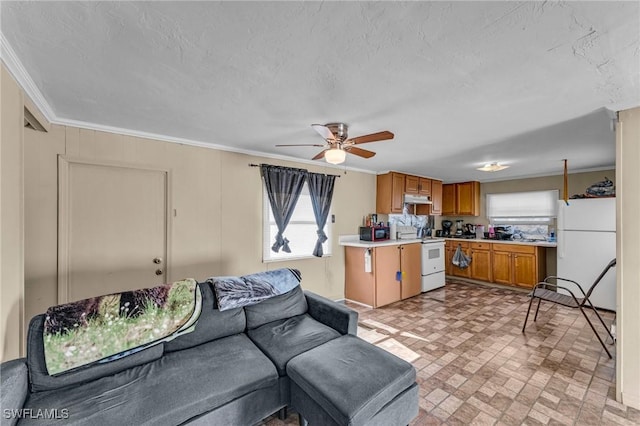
[339,236,429,308]
[444,237,556,288]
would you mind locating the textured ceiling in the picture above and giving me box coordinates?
[1,1,639,182]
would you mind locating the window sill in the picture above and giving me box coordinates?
[263,254,333,263]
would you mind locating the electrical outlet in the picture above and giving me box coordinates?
[331,214,335,223]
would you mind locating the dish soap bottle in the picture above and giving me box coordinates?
[488,225,495,239]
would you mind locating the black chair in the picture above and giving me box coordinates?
[522,259,616,358]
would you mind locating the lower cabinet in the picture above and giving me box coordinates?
[470,242,492,282]
[445,240,546,289]
[345,243,421,308]
[450,241,471,278]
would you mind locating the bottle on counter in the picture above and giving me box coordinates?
[488,225,495,239]
[390,222,397,240]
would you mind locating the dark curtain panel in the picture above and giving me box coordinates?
[307,172,336,257]
[261,165,307,253]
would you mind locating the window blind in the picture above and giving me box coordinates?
[486,190,558,220]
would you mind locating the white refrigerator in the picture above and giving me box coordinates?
[557,198,616,311]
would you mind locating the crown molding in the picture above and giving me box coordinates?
[0,32,56,122]
[54,117,378,175]
[0,32,376,175]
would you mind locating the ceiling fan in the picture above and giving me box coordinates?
[276,123,394,164]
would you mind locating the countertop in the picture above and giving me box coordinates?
[443,237,557,248]
[338,235,445,248]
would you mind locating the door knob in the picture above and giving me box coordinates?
[155,269,163,276]
[153,257,163,264]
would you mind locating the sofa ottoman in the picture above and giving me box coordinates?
[286,335,418,426]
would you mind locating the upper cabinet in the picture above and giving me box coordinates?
[430,180,442,215]
[376,172,442,215]
[405,176,431,196]
[442,181,481,216]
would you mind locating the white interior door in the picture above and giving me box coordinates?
[58,158,169,303]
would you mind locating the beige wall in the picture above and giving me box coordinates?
[22,123,376,333]
[616,107,640,409]
[0,66,25,361]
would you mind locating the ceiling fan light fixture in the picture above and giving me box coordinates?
[477,162,509,172]
[325,148,346,165]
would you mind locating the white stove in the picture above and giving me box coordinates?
[421,238,446,292]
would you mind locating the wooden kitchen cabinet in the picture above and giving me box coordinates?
[376,172,406,214]
[418,178,432,196]
[374,245,402,307]
[429,180,443,215]
[400,243,422,299]
[491,250,513,285]
[445,240,546,289]
[405,175,419,194]
[470,242,492,282]
[441,181,481,216]
[442,184,456,215]
[491,243,545,288]
[456,181,480,216]
[446,240,471,278]
[344,243,422,308]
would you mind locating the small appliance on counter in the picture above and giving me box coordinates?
[455,220,464,236]
[359,226,390,242]
[441,220,453,237]
[396,226,418,240]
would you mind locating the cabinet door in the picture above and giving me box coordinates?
[344,247,376,306]
[451,244,471,278]
[513,253,537,288]
[391,173,406,213]
[405,175,419,194]
[445,244,454,276]
[400,244,422,299]
[430,180,443,215]
[442,184,456,215]
[418,178,432,196]
[492,251,512,284]
[456,181,479,216]
[470,249,492,282]
[374,245,402,307]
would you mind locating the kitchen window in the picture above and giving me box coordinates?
[486,190,558,224]
[263,184,332,262]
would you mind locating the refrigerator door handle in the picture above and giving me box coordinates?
[558,229,565,259]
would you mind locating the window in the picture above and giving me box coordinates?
[263,184,332,262]
[486,190,558,224]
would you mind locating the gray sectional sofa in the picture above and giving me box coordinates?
[1,273,418,426]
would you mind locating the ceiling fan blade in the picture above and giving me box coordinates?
[275,144,325,147]
[312,149,329,160]
[347,131,394,145]
[345,146,376,158]
[311,124,337,142]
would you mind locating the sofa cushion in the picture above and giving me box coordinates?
[247,314,340,376]
[244,285,308,330]
[27,315,164,393]
[287,335,417,426]
[22,334,279,425]
[164,282,246,352]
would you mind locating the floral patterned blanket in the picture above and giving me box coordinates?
[43,279,201,375]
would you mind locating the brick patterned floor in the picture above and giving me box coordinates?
[264,280,639,425]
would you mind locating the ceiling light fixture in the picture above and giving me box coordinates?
[477,162,509,172]
[325,148,346,165]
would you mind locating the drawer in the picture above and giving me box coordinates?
[449,241,470,249]
[492,243,536,254]
[470,242,491,250]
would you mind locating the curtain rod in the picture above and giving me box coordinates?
[248,163,341,178]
